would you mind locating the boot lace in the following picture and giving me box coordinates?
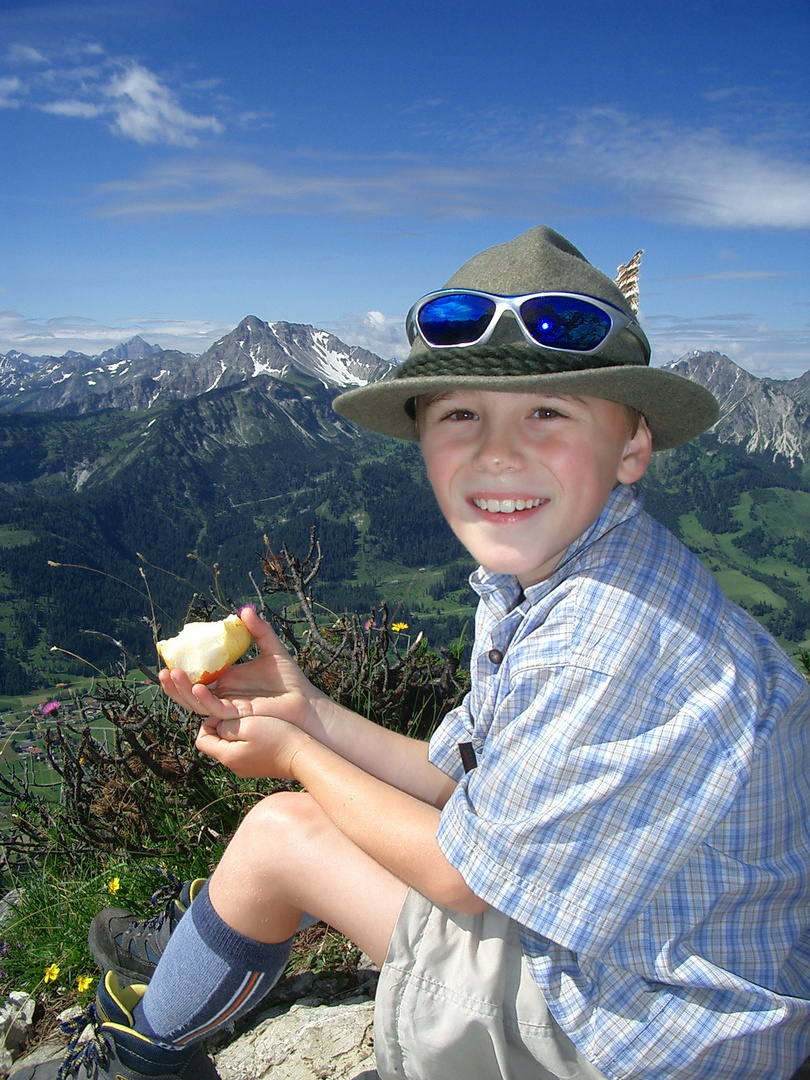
[118,868,185,937]
[129,868,185,933]
[56,1002,110,1080]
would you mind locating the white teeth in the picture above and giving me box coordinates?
[473,498,543,514]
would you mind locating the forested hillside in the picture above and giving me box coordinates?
[0,378,472,694]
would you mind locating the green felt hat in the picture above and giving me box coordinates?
[333,226,719,451]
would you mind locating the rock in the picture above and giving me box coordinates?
[0,892,21,927]
[2,969,382,1080]
[1,1037,65,1076]
[215,1000,379,1080]
[0,992,35,1076]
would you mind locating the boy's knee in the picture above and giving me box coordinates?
[237,789,327,849]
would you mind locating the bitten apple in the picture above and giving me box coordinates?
[156,613,253,685]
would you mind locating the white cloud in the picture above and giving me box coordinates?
[555,107,810,229]
[105,63,223,147]
[653,271,794,283]
[644,311,810,381]
[329,307,810,379]
[93,154,533,219]
[2,305,806,381]
[41,99,102,119]
[87,104,810,230]
[0,75,23,107]
[5,44,47,65]
[2,43,224,147]
[324,310,409,361]
[0,310,234,358]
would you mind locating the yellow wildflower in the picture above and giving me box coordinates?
[43,963,60,983]
[107,877,121,896]
[76,974,93,993]
[391,621,409,632]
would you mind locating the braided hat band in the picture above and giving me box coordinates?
[333,226,719,452]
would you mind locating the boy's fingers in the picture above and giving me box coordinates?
[158,668,175,695]
[216,718,242,741]
[195,727,221,759]
[159,667,197,707]
[160,668,224,716]
[190,682,235,716]
[239,607,284,656]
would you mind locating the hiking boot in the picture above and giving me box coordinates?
[8,970,221,1079]
[88,874,206,983]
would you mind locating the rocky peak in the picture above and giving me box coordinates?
[99,336,161,362]
[667,351,810,466]
[205,317,395,388]
[0,317,395,415]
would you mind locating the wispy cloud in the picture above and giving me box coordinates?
[3,304,807,383]
[0,309,234,357]
[324,306,810,377]
[93,154,518,219]
[86,103,810,229]
[0,75,23,107]
[323,310,409,361]
[645,311,810,381]
[1,42,223,146]
[653,272,794,283]
[559,107,810,229]
[5,43,48,65]
[0,304,411,363]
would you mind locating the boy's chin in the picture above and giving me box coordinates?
[477,554,561,587]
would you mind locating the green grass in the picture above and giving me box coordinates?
[0,857,204,1007]
[712,570,787,611]
[675,496,810,653]
[0,527,36,549]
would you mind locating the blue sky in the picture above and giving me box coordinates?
[1,0,808,378]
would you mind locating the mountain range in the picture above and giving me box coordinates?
[4,328,810,469]
[0,317,809,697]
[0,316,396,414]
[668,351,810,467]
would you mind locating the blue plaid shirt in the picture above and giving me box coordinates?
[429,484,810,1079]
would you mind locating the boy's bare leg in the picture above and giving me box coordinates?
[207,789,409,967]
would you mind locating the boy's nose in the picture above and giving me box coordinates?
[473,420,524,473]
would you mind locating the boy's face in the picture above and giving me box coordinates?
[417,389,652,588]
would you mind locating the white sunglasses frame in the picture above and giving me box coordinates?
[406,289,647,354]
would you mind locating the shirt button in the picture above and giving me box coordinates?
[488,649,504,665]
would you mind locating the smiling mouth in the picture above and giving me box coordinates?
[472,497,545,514]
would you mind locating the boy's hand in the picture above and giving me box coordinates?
[158,607,320,733]
[195,713,309,779]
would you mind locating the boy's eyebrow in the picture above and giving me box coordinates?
[418,391,591,409]
[415,391,457,415]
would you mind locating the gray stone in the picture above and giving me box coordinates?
[0,991,36,1075]
[215,1000,380,1080]
[3,970,383,1079]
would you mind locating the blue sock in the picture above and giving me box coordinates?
[133,880,293,1048]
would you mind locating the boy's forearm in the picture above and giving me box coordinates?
[289,733,486,915]
[304,690,457,808]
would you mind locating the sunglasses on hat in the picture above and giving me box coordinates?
[406,289,646,354]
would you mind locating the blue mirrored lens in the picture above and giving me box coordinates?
[418,294,496,346]
[520,296,612,351]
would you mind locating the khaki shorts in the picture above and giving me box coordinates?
[374,888,607,1080]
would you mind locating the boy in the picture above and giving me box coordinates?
[15,226,810,1080]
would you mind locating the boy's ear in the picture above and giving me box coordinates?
[616,414,653,485]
